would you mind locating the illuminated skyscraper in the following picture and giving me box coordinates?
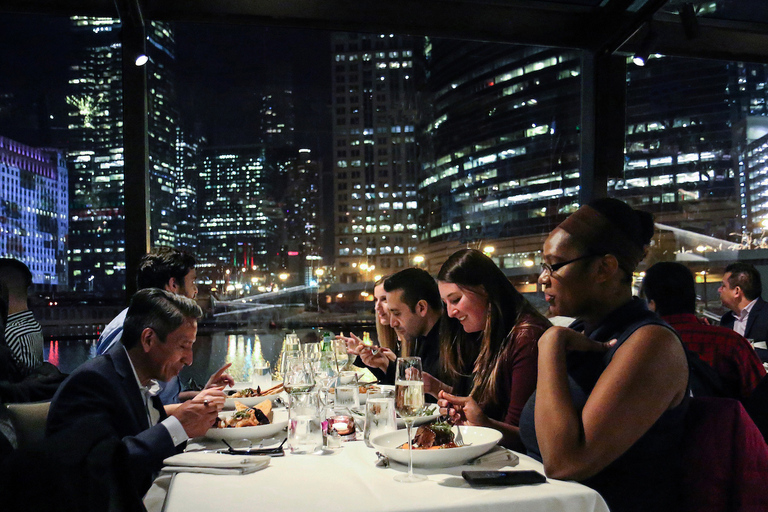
[197,145,278,281]
[420,42,582,249]
[331,33,422,283]
[67,17,180,295]
[0,136,68,289]
[618,56,739,240]
[175,125,202,253]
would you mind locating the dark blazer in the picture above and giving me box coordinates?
[47,344,181,495]
[721,297,768,362]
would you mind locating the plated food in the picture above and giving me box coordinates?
[371,425,502,468]
[223,383,285,410]
[214,400,273,429]
[398,421,458,450]
[205,407,289,441]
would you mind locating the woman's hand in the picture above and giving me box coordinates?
[437,390,489,427]
[423,372,451,398]
[336,333,362,356]
[539,326,616,353]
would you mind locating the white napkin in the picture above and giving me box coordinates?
[467,446,520,466]
[162,452,270,475]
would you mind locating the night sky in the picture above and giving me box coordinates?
[0,14,332,156]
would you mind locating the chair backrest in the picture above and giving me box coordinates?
[4,401,50,449]
[681,397,768,512]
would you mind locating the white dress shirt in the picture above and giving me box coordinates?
[123,346,189,447]
[733,298,759,337]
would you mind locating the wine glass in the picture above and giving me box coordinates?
[394,356,426,483]
[283,354,315,394]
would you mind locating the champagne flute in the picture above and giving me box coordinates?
[394,356,426,483]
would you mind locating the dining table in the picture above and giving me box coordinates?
[149,435,610,512]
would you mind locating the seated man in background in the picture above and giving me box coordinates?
[0,258,43,379]
[719,262,768,362]
[47,288,226,496]
[642,261,766,400]
[356,268,443,388]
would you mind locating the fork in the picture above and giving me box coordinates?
[439,415,467,446]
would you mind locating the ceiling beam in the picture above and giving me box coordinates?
[620,12,768,64]
[3,0,768,62]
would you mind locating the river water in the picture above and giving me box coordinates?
[43,327,374,385]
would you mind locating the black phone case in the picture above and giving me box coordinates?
[461,470,547,486]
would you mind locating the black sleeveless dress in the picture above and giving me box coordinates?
[519,298,690,512]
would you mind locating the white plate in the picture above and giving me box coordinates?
[205,409,288,441]
[400,404,440,428]
[349,404,441,428]
[371,426,502,468]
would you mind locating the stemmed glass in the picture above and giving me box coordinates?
[283,354,315,394]
[394,356,426,483]
[313,351,338,407]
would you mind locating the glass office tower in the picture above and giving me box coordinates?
[67,17,180,295]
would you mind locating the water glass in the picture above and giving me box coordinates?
[288,391,323,454]
[283,354,315,394]
[363,397,397,448]
[251,362,272,390]
[335,371,360,410]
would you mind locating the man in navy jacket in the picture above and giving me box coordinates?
[720,262,768,362]
[47,289,226,495]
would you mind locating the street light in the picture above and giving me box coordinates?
[279,273,289,281]
[413,255,425,264]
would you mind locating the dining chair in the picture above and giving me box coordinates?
[681,396,768,512]
[4,401,50,449]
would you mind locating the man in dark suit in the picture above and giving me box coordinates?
[720,262,768,362]
[46,288,226,495]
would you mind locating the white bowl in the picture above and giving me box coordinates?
[371,426,502,468]
[350,403,440,428]
[205,409,288,441]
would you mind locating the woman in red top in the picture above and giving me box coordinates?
[433,249,550,450]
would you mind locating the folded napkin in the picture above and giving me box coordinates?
[162,452,270,475]
[468,446,520,466]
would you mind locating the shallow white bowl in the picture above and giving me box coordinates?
[205,409,288,441]
[371,426,502,468]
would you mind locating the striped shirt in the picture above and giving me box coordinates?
[5,310,43,376]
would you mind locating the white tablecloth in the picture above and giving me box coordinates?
[158,440,609,512]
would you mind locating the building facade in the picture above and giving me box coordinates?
[67,17,180,295]
[0,135,68,289]
[197,145,279,293]
[331,33,422,283]
[420,41,582,250]
[617,55,740,240]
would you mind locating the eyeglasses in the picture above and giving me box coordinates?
[540,254,599,276]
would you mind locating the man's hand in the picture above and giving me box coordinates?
[205,362,235,389]
[172,386,226,438]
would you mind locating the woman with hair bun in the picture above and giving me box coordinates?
[519,198,689,512]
